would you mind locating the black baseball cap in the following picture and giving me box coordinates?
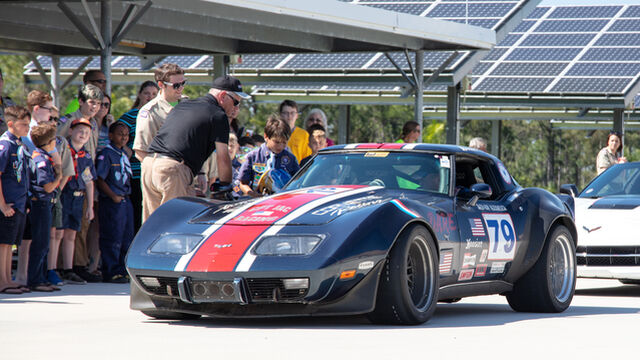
[212,75,250,100]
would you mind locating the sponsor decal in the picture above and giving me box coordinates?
[311,195,385,216]
[439,156,450,168]
[469,218,485,236]
[458,269,474,281]
[364,151,388,157]
[480,249,488,263]
[476,204,507,212]
[358,261,375,270]
[482,213,517,261]
[497,161,512,184]
[490,261,506,274]
[402,143,418,150]
[465,239,482,249]
[475,264,488,277]
[462,253,476,268]
[439,250,453,275]
[427,211,456,235]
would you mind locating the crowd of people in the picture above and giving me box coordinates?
[0,64,334,295]
[0,62,626,295]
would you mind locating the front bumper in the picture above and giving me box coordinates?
[128,261,384,318]
[577,266,640,280]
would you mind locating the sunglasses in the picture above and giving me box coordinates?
[101,102,110,108]
[163,80,187,90]
[226,93,240,106]
[89,79,107,84]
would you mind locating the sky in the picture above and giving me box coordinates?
[540,0,640,5]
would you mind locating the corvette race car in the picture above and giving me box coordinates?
[562,162,640,284]
[126,144,577,325]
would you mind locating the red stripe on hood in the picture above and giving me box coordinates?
[380,143,405,149]
[185,185,363,272]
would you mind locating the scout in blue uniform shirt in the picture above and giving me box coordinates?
[95,122,133,283]
[237,115,299,197]
[59,118,96,282]
[0,106,30,294]
[27,124,63,291]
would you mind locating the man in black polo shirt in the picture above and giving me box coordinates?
[141,75,249,221]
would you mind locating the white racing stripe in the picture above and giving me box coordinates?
[234,186,381,271]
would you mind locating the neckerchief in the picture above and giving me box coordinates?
[69,143,86,180]
[0,131,25,183]
[105,144,131,185]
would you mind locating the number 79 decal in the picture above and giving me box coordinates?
[482,213,517,260]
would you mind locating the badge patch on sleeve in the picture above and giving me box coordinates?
[37,161,46,168]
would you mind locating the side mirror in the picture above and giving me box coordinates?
[467,183,492,206]
[560,184,578,197]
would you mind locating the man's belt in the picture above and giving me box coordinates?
[153,153,184,164]
[73,191,85,197]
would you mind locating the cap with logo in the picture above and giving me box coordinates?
[212,75,250,100]
[70,118,93,128]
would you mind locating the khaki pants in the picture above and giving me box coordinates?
[73,198,91,267]
[141,155,194,222]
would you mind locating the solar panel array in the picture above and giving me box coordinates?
[471,5,640,95]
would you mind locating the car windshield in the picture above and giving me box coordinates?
[285,151,451,194]
[579,162,640,198]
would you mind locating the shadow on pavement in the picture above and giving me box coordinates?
[575,284,640,297]
[0,283,130,303]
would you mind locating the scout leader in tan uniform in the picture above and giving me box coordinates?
[133,63,185,162]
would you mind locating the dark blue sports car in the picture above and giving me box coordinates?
[126,143,577,325]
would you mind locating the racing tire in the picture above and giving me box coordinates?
[506,225,576,313]
[141,310,201,320]
[368,225,439,325]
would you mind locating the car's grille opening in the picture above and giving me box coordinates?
[576,246,640,266]
[246,278,308,302]
[137,276,180,298]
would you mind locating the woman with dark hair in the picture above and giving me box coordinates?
[596,131,627,175]
[116,81,158,233]
[396,121,420,143]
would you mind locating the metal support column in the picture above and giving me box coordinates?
[491,119,501,157]
[51,56,61,109]
[212,55,228,82]
[414,51,424,139]
[338,104,350,145]
[446,84,460,145]
[613,108,624,148]
[101,0,112,94]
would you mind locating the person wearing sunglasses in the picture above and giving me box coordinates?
[141,75,250,222]
[64,70,107,115]
[133,63,185,163]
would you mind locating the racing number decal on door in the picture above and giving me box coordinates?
[481,213,516,260]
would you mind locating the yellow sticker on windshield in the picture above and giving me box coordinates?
[364,152,389,157]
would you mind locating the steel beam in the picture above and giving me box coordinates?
[415,51,424,138]
[446,84,460,145]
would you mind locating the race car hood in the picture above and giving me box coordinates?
[190,185,391,226]
[575,196,640,246]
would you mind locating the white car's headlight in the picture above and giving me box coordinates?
[254,235,324,256]
[148,234,204,255]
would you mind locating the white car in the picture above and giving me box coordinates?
[563,162,640,284]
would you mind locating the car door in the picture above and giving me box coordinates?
[454,155,514,283]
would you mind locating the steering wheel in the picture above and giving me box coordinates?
[369,178,385,187]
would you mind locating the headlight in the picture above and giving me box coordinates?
[148,234,204,255]
[254,235,324,256]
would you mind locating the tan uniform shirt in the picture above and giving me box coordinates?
[596,147,619,175]
[133,94,173,153]
[56,136,76,178]
[57,110,99,159]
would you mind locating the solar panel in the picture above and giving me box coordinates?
[484,48,508,61]
[609,19,640,32]
[369,51,466,70]
[521,33,595,47]
[361,3,430,15]
[551,78,631,93]
[491,62,568,76]
[548,6,622,19]
[233,54,290,69]
[527,7,551,19]
[112,56,141,69]
[196,56,213,69]
[158,56,200,68]
[499,34,523,47]
[474,77,554,92]
[621,6,640,18]
[506,48,582,61]
[566,63,640,77]
[596,33,640,47]
[581,48,640,62]
[512,20,535,32]
[535,19,609,33]
[471,62,493,76]
[282,53,374,69]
